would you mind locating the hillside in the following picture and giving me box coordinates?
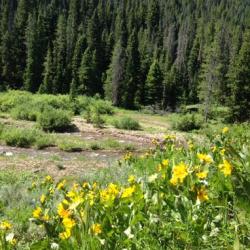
[0,0,250,120]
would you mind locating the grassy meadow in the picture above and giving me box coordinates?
[0,91,249,249]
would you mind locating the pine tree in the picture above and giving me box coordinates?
[145,60,163,106]
[70,32,87,97]
[105,41,127,107]
[199,44,221,121]
[24,13,39,92]
[39,46,54,93]
[86,10,103,94]
[13,0,30,88]
[52,14,67,93]
[163,65,183,111]
[78,47,98,95]
[229,29,250,121]
[0,1,15,88]
[124,29,140,109]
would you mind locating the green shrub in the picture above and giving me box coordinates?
[173,113,203,131]
[38,108,72,132]
[89,142,103,150]
[113,117,141,130]
[91,99,114,115]
[84,106,105,128]
[1,127,52,149]
[35,136,54,150]
[11,104,39,121]
[209,106,231,122]
[91,112,105,128]
[1,128,37,148]
[58,141,83,152]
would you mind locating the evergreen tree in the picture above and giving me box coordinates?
[13,0,30,88]
[124,29,140,109]
[229,29,250,121]
[163,65,183,111]
[78,47,98,95]
[199,43,221,121]
[105,41,127,107]
[24,14,39,92]
[145,60,163,106]
[39,46,54,94]
[70,32,87,97]
[52,14,67,93]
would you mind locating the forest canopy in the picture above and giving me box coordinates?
[0,0,249,120]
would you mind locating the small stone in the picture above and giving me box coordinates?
[5,152,13,157]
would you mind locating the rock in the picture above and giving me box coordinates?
[5,152,13,157]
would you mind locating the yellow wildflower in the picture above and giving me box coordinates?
[211,146,217,152]
[57,180,66,190]
[170,162,188,186]
[152,138,159,145]
[197,187,209,202]
[164,134,176,141]
[33,207,42,219]
[100,183,119,204]
[128,175,136,184]
[87,191,95,206]
[82,182,89,188]
[49,187,54,195]
[57,203,71,218]
[162,159,169,167]
[121,185,136,198]
[66,190,77,199]
[62,217,76,230]
[62,199,69,206]
[0,221,12,230]
[92,182,98,190]
[222,127,229,134]
[220,149,226,156]
[157,163,162,172]
[124,152,132,161]
[170,176,178,186]
[40,194,46,204]
[196,171,208,180]
[197,153,213,164]
[59,229,71,240]
[42,214,50,222]
[45,175,53,182]
[91,223,102,235]
[219,159,233,176]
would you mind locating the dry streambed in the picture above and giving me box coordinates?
[0,117,161,177]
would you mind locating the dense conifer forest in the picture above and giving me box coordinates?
[0,0,249,120]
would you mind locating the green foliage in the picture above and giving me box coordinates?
[38,108,72,132]
[229,29,250,122]
[58,141,83,152]
[173,113,204,131]
[0,1,249,112]
[84,106,105,128]
[145,60,164,106]
[11,104,39,121]
[2,128,248,249]
[83,98,114,128]
[0,127,50,148]
[90,99,114,115]
[113,117,141,130]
